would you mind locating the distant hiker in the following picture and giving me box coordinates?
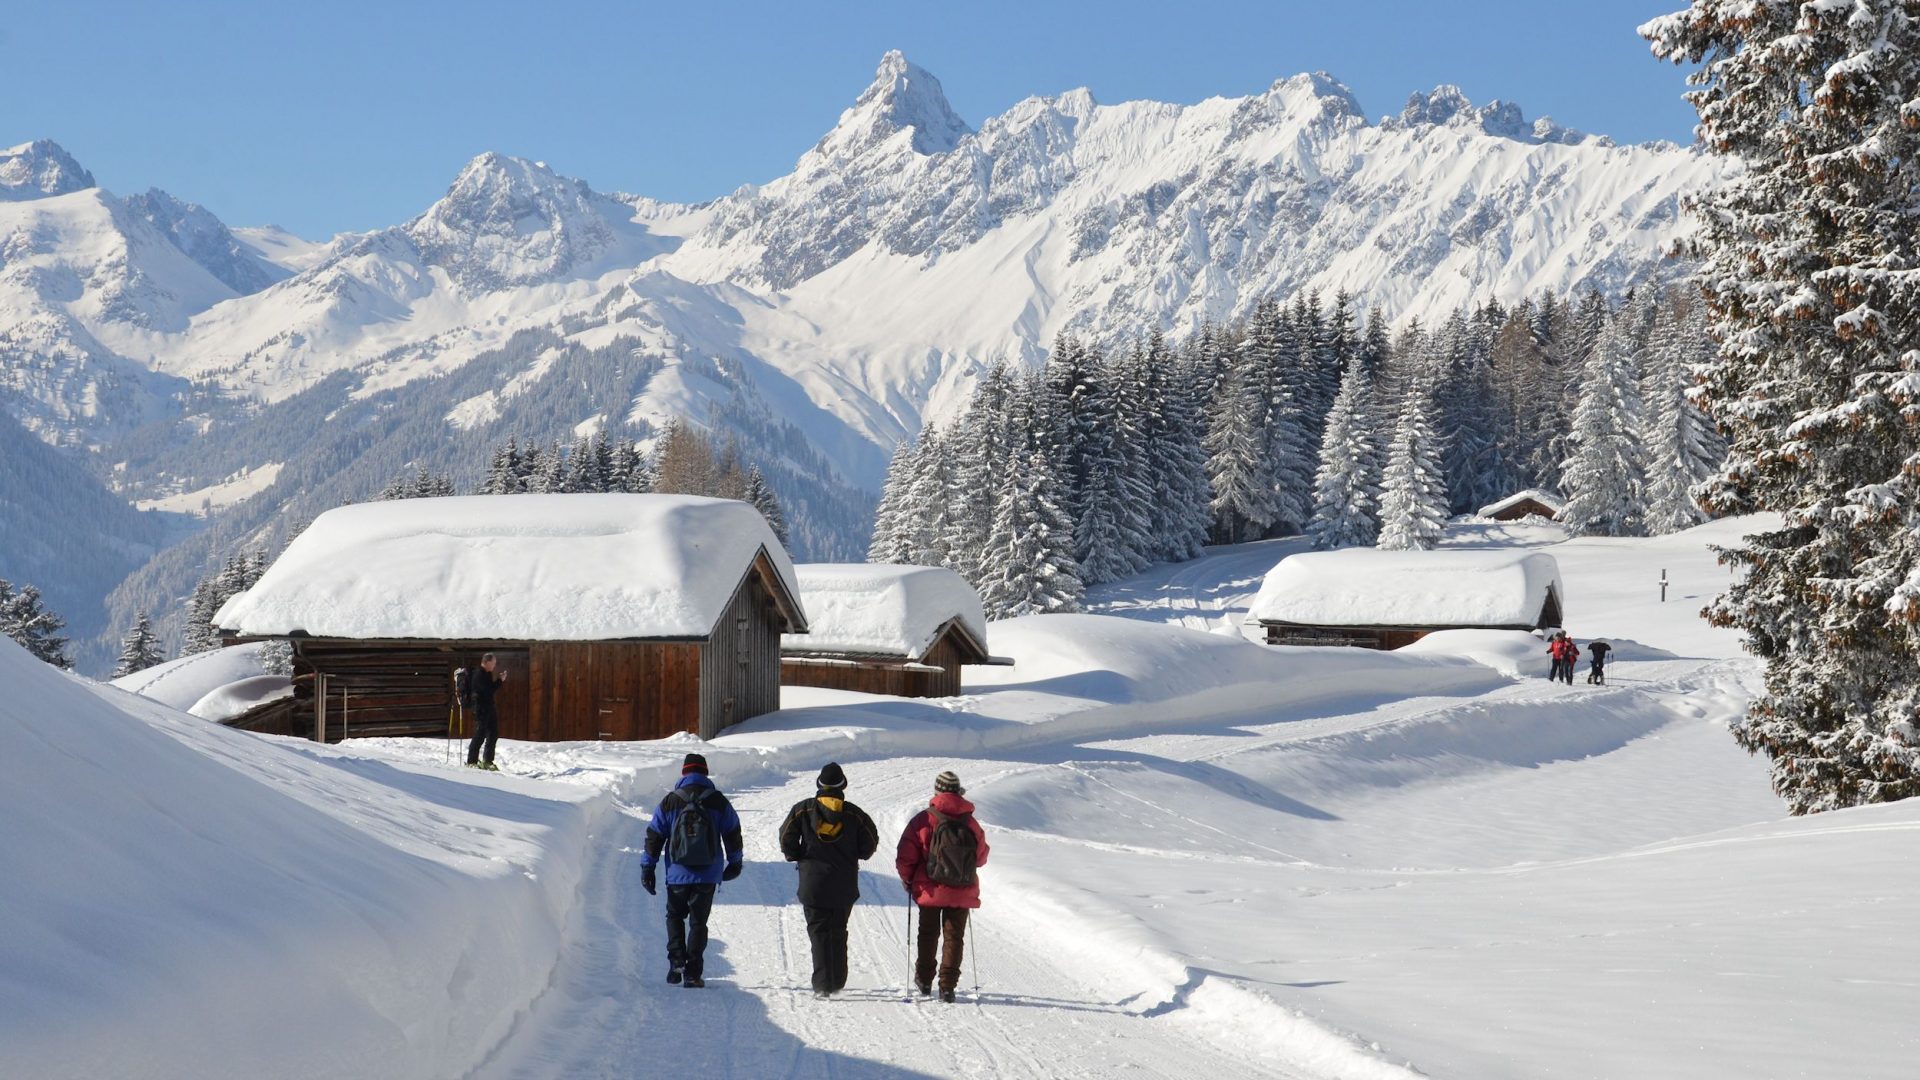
[1559,634,1580,685]
[1546,633,1569,683]
[640,752,745,988]
[1587,639,1612,685]
[779,762,881,999]
[463,653,505,770]
[895,770,990,1003]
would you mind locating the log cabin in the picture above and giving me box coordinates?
[1247,549,1565,649]
[1476,489,1567,523]
[779,564,1001,698]
[215,493,808,743]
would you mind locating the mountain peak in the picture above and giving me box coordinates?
[0,139,96,200]
[1383,86,1593,145]
[811,51,973,160]
[405,152,613,289]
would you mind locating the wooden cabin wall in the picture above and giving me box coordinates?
[701,572,783,739]
[290,642,525,741]
[1262,626,1429,650]
[528,641,701,742]
[779,628,970,699]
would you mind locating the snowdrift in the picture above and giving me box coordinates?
[785,562,987,659]
[0,638,605,1080]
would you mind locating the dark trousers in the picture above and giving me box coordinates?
[1548,659,1565,682]
[1588,661,1606,685]
[466,709,498,764]
[665,883,717,977]
[915,904,969,992]
[804,904,853,993]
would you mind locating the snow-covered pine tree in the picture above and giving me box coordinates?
[943,362,1016,585]
[113,610,165,678]
[518,442,548,493]
[1247,300,1316,535]
[1204,336,1278,543]
[1308,358,1383,549]
[900,426,959,568]
[0,578,70,668]
[484,437,522,494]
[1645,0,1920,810]
[1559,317,1647,537]
[1154,331,1216,562]
[1639,297,1725,533]
[1375,367,1449,551]
[1435,305,1515,514]
[1070,350,1154,583]
[979,450,1083,618]
[744,465,790,547]
[868,443,916,563]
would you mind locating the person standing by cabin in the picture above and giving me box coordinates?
[1559,634,1580,685]
[895,771,990,1003]
[464,652,505,770]
[640,752,744,988]
[778,762,880,999]
[1587,639,1613,685]
[1546,633,1569,683]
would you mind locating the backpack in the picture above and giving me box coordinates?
[669,787,723,869]
[923,810,978,888]
[454,667,474,710]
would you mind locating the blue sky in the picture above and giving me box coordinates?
[9,1,1695,238]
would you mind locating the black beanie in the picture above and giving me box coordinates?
[817,762,847,791]
[682,752,709,775]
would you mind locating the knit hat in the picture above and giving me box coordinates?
[934,770,963,795]
[817,762,847,791]
[682,752,709,776]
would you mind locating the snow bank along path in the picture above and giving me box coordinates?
[0,637,608,1080]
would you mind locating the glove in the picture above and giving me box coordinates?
[640,863,656,895]
[721,861,743,882]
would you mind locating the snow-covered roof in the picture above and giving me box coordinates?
[1247,549,1565,629]
[216,494,803,641]
[112,642,275,712]
[781,563,987,661]
[1476,489,1566,518]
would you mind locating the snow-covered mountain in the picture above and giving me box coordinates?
[0,55,1730,668]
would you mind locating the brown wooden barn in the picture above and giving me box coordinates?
[1247,549,1566,650]
[778,564,1003,698]
[215,493,808,743]
[1476,489,1567,523]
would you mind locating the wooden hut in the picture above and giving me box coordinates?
[779,564,1000,698]
[216,493,808,743]
[1476,489,1566,523]
[1247,549,1565,649]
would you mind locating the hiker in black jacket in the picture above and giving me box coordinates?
[778,762,880,999]
[1587,639,1613,685]
[464,653,505,770]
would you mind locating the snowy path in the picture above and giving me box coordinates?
[475,767,1294,1080]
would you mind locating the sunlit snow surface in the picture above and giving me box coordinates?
[10,514,1915,1078]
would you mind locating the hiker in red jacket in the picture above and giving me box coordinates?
[895,770,990,1003]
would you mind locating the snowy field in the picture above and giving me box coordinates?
[7,515,1917,1078]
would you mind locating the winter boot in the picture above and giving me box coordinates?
[667,966,683,985]
[915,980,932,997]
[682,975,705,989]
[939,987,956,1004]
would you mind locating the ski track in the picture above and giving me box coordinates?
[474,768,1295,1080]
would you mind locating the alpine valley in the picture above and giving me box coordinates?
[0,53,1726,671]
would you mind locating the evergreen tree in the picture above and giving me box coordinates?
[1647,0,1920,810]
[1640,298,1725,533]
[484,437,522,494]
[868,443,917,563]
[1559,318,1647,537]
[1376,370,1448,551]
[979,451,1083,618]
[113,611,165,678]
[1154,332,1216,561]
[0,578,70,668]
[744,466,791,547]
[1307,359,1383,549]
[1203,337,1277,543]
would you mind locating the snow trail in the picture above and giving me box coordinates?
[475,769,1299,1080]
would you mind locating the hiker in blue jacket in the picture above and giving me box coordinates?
[640,752,744,988]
